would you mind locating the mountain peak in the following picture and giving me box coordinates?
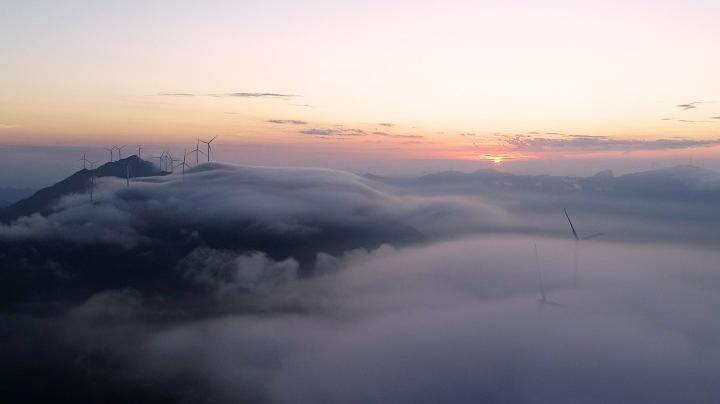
[0,156,162,223]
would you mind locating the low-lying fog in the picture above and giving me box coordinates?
[2,163,719,403]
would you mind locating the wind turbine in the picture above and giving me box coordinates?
[164,151,176,173]
[78,153,91,169]
[104,146,115,162]
[116,145,128,160]
[199,136,217,162]
[564,209,603,242]
[174,149,191,177]
[137,145,143,158]
[189,139,205,164]
[564,208,603,287]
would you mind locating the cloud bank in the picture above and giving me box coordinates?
[6,236,720,403]
[3,163,720,403]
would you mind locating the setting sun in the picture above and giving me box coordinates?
[482,154,513,165]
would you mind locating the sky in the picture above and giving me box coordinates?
[1,0,720,185]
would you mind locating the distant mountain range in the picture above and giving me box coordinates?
[0,155,162,223]
[366,164,720,201]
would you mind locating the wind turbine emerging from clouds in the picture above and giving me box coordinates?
[174,149,191,177]
[564,208,603,287]
[190,139,205,164]
[564,209,603,242]
[199,136,217,163]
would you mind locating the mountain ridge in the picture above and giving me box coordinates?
[0,155,161,223]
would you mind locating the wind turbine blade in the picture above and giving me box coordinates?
[209,135,217,143]
[582,232,604,241]
[564,208,580,241]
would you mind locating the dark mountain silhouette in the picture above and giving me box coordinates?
[0,161,426,310]
[0,155,162,223]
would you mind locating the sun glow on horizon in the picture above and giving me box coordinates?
[481,153,516,165]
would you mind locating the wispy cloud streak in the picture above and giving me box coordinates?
[676,101,719,111]
[159,92,298,98]
[267,119,308,125]
[300,128,368,137]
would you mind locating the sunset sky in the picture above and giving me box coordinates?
[1,0,719,184]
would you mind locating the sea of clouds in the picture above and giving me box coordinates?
[2,163,720,403]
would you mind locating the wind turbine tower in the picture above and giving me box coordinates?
[125,163,131,188]
[79,153,91,169]
[88,160,96,202]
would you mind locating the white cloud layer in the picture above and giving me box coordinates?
[3,163,720,403]
[60,236,720,403]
